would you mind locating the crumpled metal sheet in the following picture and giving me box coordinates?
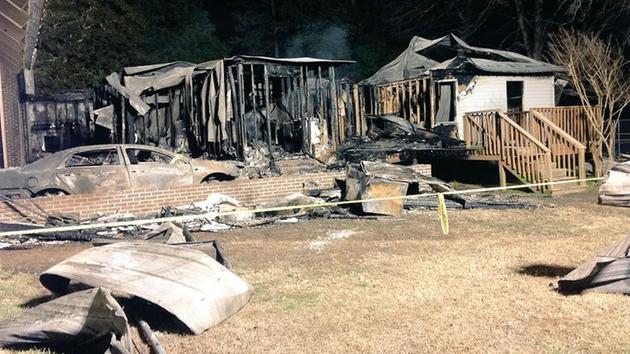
[558,233,630,293]
[599,161,630,207]
[105,73,151,115]
[40,242,252,334]
[0,287,133,354]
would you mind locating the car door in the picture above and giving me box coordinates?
[57,147,131,194]
[123,147,193,189]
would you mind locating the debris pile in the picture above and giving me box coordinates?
[344,161,537,216]
[598,160,630,207]
[338,114,467,164]
[0,233,252,353]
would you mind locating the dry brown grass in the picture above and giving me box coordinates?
[1,190,630,353]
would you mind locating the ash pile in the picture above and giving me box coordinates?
[337,114,468,164]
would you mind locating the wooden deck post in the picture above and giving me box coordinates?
[498,162,506,187]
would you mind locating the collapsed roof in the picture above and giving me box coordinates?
[363,34,565,85]
[110,55,355,116]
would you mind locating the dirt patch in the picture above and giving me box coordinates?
[1,190,630,353]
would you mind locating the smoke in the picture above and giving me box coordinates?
[284,23,352,60]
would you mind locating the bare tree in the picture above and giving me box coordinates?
[548,29,630,176]
[388,0,630,60]
[387,0,498,40]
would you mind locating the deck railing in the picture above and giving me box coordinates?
[464,111,552,192]
[529,110,586,184]
[530,106,590,147]
[464,111,501,158]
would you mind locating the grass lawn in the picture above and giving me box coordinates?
[1,190,629,353]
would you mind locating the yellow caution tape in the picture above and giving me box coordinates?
[0,177,601,237]
[436,193,449,235]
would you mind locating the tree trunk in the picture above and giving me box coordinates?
[590,142,603,178]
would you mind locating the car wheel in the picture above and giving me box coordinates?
[201,173,235,183]
[34,189,69,198]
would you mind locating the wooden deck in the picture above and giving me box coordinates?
[463,106,589,194]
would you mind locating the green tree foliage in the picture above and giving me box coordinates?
[35,0,227,93]
[34,0,630,93]
[35,0,145,93]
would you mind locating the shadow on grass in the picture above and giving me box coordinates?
[516,264,574,278]
[19,294,54,308]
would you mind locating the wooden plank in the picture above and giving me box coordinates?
[498,162,506,187]
[329,67,338,149]
[353,84,360,136]
[227,66,241,155]
[237,63,247,151]
[251,65,258,144]
[302,67,310,153]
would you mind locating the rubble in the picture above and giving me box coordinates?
[0,287,133,354]
[558,233,630,294]
[598,161,630,207]
[337,114,467,164]
[344,161,539,216]
[40,242,253,334]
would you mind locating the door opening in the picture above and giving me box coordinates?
[506,81,524,113]
[434,81,457,126]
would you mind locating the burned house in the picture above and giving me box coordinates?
[361,33,565,140]
[95,56,362,163]
[361,34,591,194]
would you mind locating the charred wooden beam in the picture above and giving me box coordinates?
[227,66,241,156]
[298,69,305,153]
[329,67,338,149]
[154,93,159,146]
[237,63,247,154]
[303,68,311,154]
[250,64,257,143]
[263,65,273,159]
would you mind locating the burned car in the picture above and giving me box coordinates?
[0,144,239,198]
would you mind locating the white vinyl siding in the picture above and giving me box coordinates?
[454,75,555,139]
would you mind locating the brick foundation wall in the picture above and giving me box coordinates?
[0,62,25,168]
[0,172,345,224]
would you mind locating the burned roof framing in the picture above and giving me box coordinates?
[96,55,358,162]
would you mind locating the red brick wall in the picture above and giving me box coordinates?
[0,172,345,224]
[0,62,25,168]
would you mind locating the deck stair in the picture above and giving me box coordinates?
[463,109,587,194]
